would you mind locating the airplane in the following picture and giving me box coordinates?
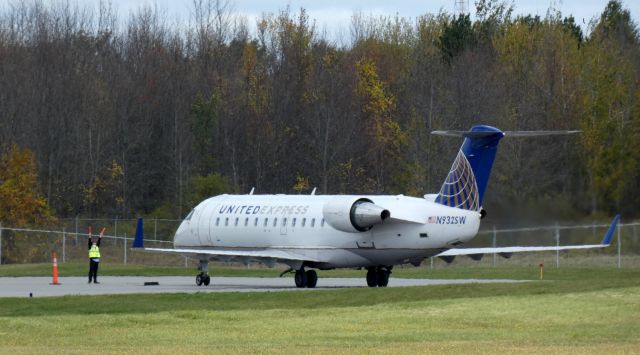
[132,124,620,288]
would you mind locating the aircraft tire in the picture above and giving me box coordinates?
[377,269,389,287]
[294,269,307,288]
[203,275,211,286]
[306,270,318,288]
[366,268,378,287]
[196,274,203,286]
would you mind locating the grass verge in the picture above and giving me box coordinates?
[0,267,639,352]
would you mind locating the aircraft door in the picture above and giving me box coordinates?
[208,203,222,245]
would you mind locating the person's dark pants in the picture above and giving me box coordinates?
[89,259,100,283]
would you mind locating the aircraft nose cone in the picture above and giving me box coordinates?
[174,221,188,245]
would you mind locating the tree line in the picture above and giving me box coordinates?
[0,0,638,226]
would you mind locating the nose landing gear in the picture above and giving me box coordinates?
[195,259,211,286]
[196,272,210,286]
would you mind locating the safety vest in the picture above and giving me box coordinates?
[89,245,101,259]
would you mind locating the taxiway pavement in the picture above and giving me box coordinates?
[0,276,527,297]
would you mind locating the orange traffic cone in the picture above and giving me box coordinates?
[51,252,61,285]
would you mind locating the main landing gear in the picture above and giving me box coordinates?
[195,259,211,286]
[294,268,318,288]
[366,266,391,287]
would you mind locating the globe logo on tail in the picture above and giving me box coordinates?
[434,150,480,211]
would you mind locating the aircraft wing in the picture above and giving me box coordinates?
[130,218,318,264]
[138,246,320,263]
[435,215,619,261]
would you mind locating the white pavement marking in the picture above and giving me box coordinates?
[0,277,528,298]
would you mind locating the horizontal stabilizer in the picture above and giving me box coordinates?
[431,130,580,138]
[503,130,581,137]
[431,130,503,138]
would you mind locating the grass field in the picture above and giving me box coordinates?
[0,264,639,353]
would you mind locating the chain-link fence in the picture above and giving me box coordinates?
[0,218,638,268]
[427,220,640,268]
[0,218,186,267]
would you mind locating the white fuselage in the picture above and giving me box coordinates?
[173,194,481,269]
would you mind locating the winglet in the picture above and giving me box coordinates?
[601,214,620,245]
[132,218,144,249]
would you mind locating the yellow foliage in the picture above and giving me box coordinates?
[578,37,639,206]
[109,160,124,179]
[292,174,310,193]
[0,145,54,226]
[241,42,269,119]
[83,160,125,212]
[355,58,408,150]
[354,58,409,191]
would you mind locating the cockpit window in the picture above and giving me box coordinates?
[185,210,195,221]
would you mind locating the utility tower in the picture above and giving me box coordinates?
[454,0,469,16]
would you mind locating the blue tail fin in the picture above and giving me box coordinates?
[435,125,505,211]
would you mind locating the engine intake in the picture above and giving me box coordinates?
[323,197,390,233]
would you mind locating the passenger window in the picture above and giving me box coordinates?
[292,218,296,227]
[215,217,220,226]
[234,218,239,226]
[302,218,306,227]
[321,219,325,227]
[264,218,268,227]
[282,218,287,227]
[244,218,248,226]
[225,217,229,226]
[273,218,278,227]
[254,218,258,227]
[311,218,315,227]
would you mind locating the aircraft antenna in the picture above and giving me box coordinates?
[311,187,317,195]
[249,187,255,195]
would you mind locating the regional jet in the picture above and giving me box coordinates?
[132,125,619,288]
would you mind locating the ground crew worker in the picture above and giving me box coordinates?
[88,226,105,284]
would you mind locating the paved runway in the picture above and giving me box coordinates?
[0,276,527,298]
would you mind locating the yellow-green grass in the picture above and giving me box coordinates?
[1,268,639,353]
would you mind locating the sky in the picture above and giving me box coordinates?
[9,0,639,39]
[101,0,638,23]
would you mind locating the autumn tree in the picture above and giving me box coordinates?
[579,0,640,213]
[438,14,475,61]
[355,58,408,192]
[186,173,230,209]
[83,160,125,217]
[0,0,637,222]
[0,145,54,226]
[492,13,583,207]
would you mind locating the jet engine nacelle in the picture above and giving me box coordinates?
[322,197,390,233]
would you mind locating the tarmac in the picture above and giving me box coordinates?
[0,276,527,297]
